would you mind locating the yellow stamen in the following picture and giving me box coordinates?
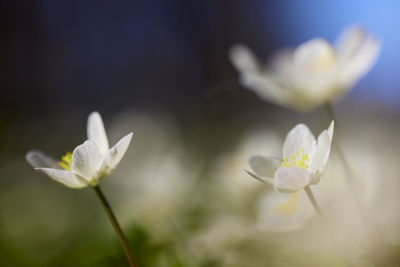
[281,148,310,170]
[59,152,73,170]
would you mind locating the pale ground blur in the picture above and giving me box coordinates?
[1,101,400,266]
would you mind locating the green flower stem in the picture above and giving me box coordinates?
[324,102,355,178]
[324,102,384,245]
[304,186,322,216]
[93,185,136,267]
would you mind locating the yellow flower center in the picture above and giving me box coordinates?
[59,152,73,170]
[281,148,310,170]
[309,54,335,73]
[276,192,300,215]
[276,149,310,215]
[306,44,336,74]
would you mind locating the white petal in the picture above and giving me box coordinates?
[26,150,60,169]
[327,120,334,140]
[283,124,316,159]
[274,166,311,193]
[336,26,381,88]
[245,170,274,185]
[336,25,368,62]
[229,44,260,73]
[339,38,380,87]
[35,168,87,189]
[310,121,334,176]
[240,72,292,106]
[293,38,335,72]
[101,132,133,174]
[71,140,104,182]
[249,155,281,178]
[229,45,292,107]
[87,111,109,155]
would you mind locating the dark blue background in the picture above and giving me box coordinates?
[0,0,397,118]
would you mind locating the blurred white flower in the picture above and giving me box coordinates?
[257,189,316,232]
[230,25,381,111]
[26,111,132,189]
[247,121,334,193]
[256,114,400,261]
[188,214,251,262]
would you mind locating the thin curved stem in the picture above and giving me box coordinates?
[304,186,322,216]
[324,102,384,245]
[324,102,355,179]
[304,186,354,266]
[93,185,136,267]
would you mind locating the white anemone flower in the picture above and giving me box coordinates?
[257,189,317,232]
[230,25,381,111]
[247,121,334,193]
[26,112,133,189]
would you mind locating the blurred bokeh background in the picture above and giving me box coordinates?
[1,0,400,266]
